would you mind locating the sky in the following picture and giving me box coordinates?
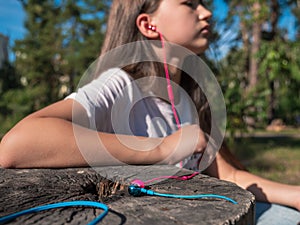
[0,0,297,61]
[0,1,26,45]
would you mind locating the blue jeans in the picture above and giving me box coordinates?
[256,202,300,225]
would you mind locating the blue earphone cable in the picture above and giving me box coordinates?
[128,185,237,204]
[0,200,109,225]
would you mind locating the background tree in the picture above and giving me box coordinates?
[213,0,300,133]
[0,61,24,137]
[0,0,109,136]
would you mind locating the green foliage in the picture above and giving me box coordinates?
[0,61,21,92]
[277,41,300,124]
[216,49,246,135]
[0,0,110,135]
[0,88,32,136]
[256,38,300,124]
[0,61,25,136]
[212,0,300,137]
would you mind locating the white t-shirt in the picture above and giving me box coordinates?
[66,68,202,170]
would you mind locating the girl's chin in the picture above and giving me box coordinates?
[190,45,209,55]
[186,40,210,54]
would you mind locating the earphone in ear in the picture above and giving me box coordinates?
[148,25,156,31]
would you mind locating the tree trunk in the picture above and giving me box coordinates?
[0,166,255,225]
[267,0,280,124]
[248,2,262,91]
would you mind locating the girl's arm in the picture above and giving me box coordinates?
[0,99,206,168]
[205,145,300,211]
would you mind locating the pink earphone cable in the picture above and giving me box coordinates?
[158,30,183,167]
[148,25,184,167]
[131,171,199,188]
[158,31,181,130]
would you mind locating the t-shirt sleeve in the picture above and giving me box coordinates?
[65,68,134,131]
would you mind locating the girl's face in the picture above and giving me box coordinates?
[153,0,212,54]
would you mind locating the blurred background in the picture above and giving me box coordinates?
[0,0,299,184]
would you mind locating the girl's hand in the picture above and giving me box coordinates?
[158,124,207,165]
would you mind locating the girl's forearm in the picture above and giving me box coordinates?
[233,170,300,210]
[0,117,164,168]
[206,153,300,211]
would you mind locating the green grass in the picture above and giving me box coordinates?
[231,129,300,185]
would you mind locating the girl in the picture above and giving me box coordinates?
[0,0,299,224]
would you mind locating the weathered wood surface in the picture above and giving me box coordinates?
[0,166,255,225]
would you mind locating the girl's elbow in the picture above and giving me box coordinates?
[0,131,23,168]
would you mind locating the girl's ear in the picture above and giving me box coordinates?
[136,13,159,39]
